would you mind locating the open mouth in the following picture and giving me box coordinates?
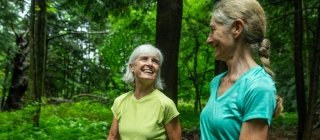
[142,69,153,74]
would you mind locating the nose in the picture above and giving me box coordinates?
[146,59,153,66]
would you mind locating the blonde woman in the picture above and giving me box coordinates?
[200,0,282,139]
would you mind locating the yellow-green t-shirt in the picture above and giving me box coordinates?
[111,89,179,140]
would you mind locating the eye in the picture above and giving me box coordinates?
[140,56,148,61]
[152,58,160,64]
[210,27,216,33]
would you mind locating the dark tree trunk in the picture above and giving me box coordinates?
[303,5,320,140]
[293,0,306,139]
[3,30,29,110]
[193,37,201,113]
[156,0,182,104]
[30,0,47,127]
[214,60,227,76]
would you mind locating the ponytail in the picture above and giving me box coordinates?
[258,39,275,78]
[258,39,283,117]
[273,95,283,117]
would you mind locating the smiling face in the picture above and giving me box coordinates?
[130,54,160,86]
[207,19,237,61]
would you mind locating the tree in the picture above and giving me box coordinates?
[156,0,183,104]
[303,4,320,140]
[214,60,227,76]
[0,0,28,111]
[293,0,306,139]
[29,0,47,127]
[3,27,29,110]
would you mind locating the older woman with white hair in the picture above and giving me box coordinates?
[107,44,181,140]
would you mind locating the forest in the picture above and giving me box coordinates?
[0,0,319,139]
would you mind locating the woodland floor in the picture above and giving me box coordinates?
[181,128,320,140]
[268,128,320,140]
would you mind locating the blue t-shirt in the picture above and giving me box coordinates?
[200,66,276,140]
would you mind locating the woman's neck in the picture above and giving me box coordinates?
[134,84,155,99]
[225,48,257,82]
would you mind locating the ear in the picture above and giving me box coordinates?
[231,19,244,38]
[129,64,134,72]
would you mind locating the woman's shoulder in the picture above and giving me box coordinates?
[114,91,133,103]
[153,89,176,105]
[243,66,276,92]
[247,66,274,83]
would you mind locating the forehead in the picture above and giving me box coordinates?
[209,18,220,26]
[137,53,160,58]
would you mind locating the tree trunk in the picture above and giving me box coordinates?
[303,5,320,140]
[293,0,306,139]
[29,0,47,127]
[3,30,29,110]
[156,0,182,104]
[214,60,227,76]
[193,36,200,113]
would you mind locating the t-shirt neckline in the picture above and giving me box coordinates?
[216,66,261,100]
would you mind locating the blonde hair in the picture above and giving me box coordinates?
[212,0,282,116]
[274,95,284,117]
[212,0,274,77]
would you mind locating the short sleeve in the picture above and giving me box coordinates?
[242,77,276,126]
[111,98,121,120]
[111,92,130,120]
[163,99,180,125]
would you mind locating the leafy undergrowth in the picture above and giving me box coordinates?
[178,101,201,140]
[271,112,298,129]
[269,112,298,139]
[0,100,201,140]
[269,112,320,140]
[179,100,200,130]
[0,101,113,140]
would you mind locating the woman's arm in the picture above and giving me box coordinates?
[165,116,182,140]
[107,117,119,140]
[239,119,269,140]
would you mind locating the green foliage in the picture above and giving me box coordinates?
[179,100,200,130]
[178,0,215,111]
[262,0,320,111]
[98,3,157,97]
[272,112,298,130]
[0,101,112,139]
[0,100,200,139]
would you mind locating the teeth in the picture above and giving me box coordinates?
[143,69,152,73]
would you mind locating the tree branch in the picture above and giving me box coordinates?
[47,31,108,42]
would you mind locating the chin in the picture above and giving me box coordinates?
[141,77,156,81]
[214,56,225,62]
[214,54,221,59]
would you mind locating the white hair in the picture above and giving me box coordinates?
[122,44,165,90]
